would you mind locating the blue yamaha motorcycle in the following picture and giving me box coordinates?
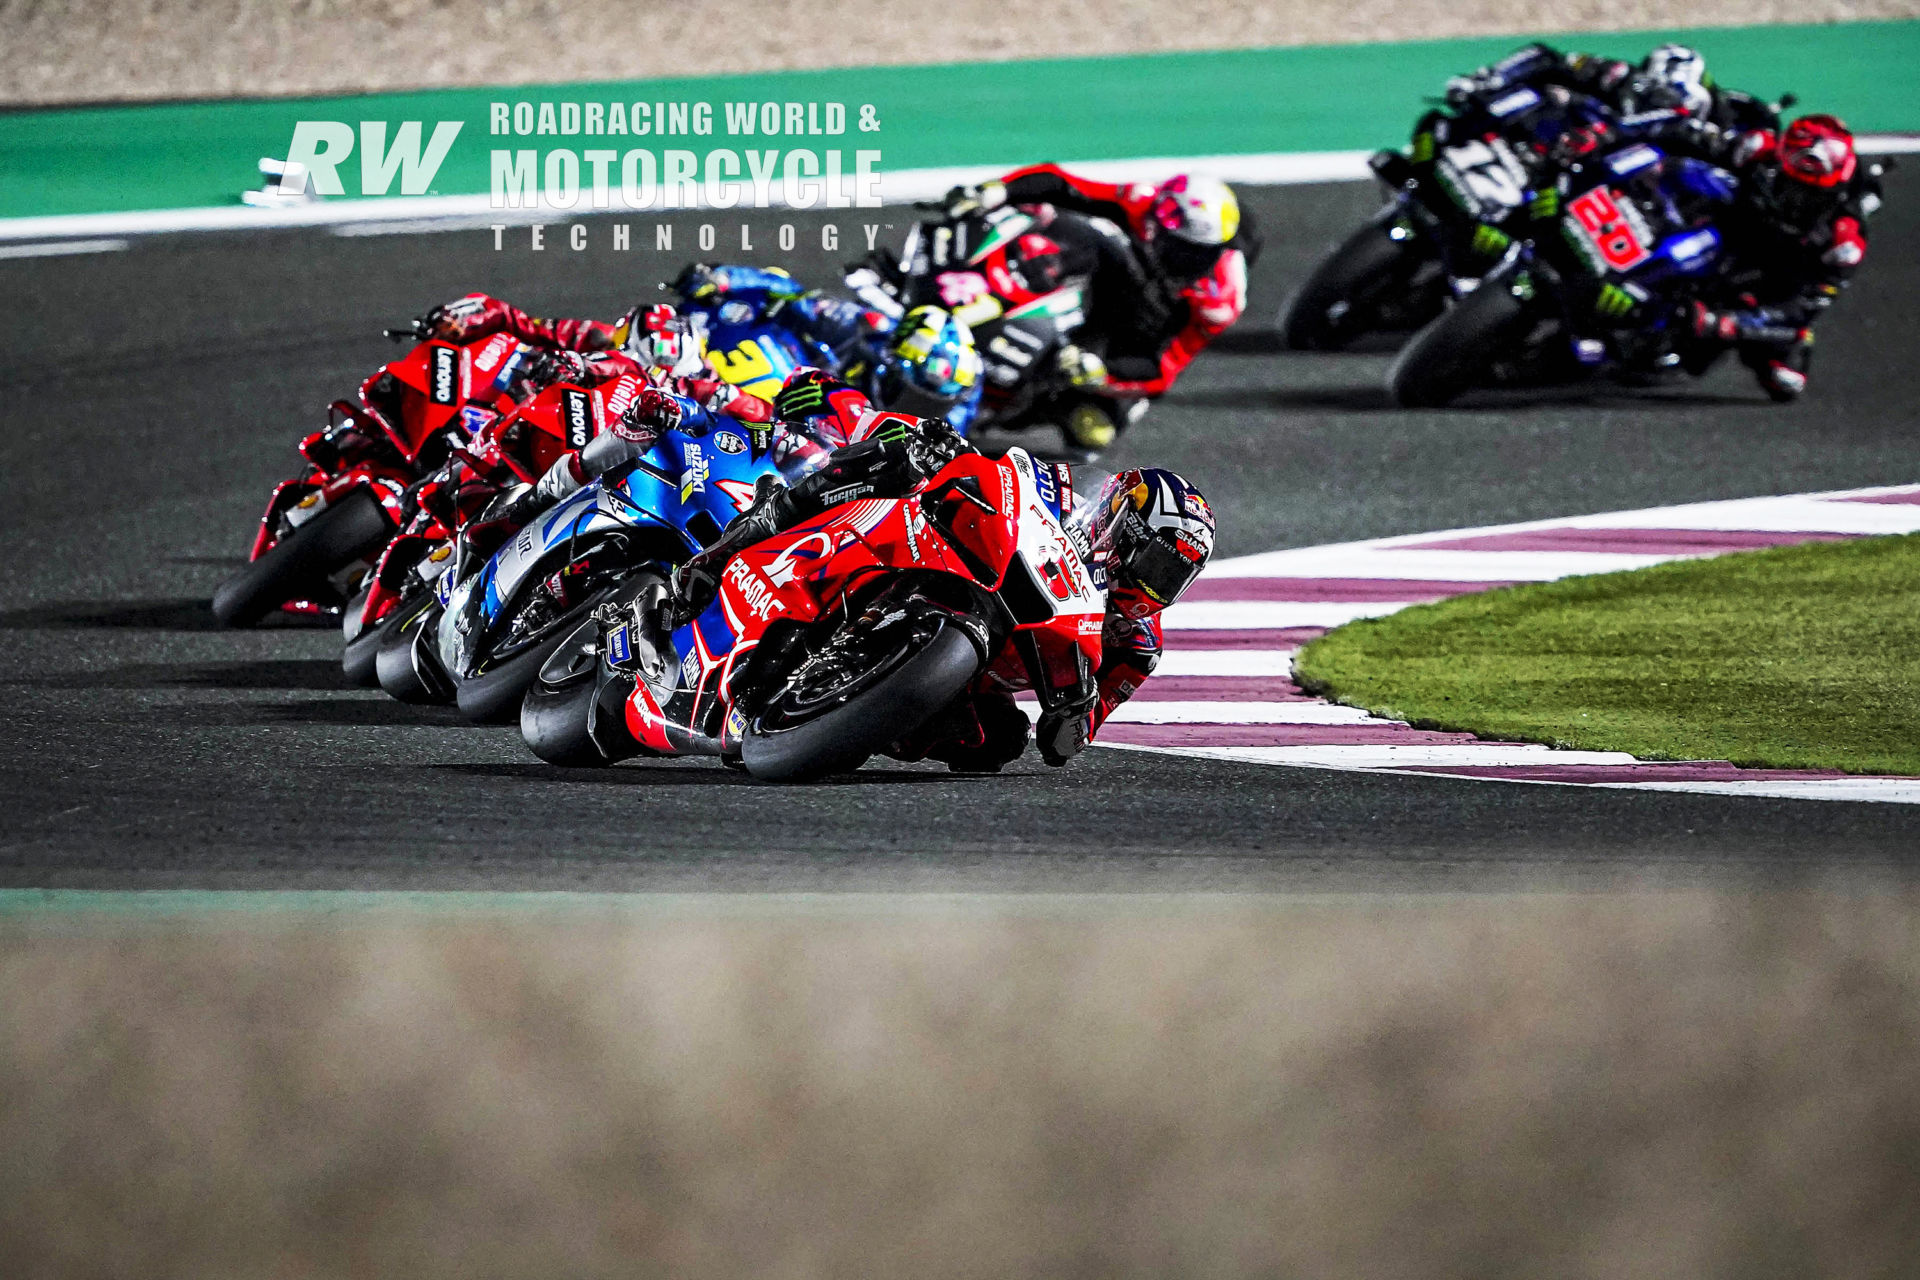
[1386,141,1742,406]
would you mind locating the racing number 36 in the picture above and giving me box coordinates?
[1567,187,1651,273]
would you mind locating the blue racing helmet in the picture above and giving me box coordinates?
[879,306,982,418]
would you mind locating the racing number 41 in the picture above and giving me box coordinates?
[1567,187,1651,273]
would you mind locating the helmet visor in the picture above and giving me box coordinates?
[1123,534,1205,606]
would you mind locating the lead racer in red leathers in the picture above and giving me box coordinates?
[623,396,1216,771]
[940,168,1259,454]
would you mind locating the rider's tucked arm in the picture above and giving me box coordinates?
[1101,248,1248,398]
[776,416,971,522]
[995,164,1134,225]
[1085,614,1162,742]
[430,293,618,351]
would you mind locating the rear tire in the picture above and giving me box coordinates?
[1387,276,1529,408]
[211,486,392,627]
[1278,215,1425,351]
[742,621,982,783]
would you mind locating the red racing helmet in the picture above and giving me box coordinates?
[1778,114,1858,189]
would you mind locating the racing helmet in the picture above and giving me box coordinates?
[1758,115,1859,227]
[877,306,983,420]
[1143,174,1241,281]
[612,302,705,378]
[1640,44,1713,117]
[1084,468,1216,619]
[771,367,874,449]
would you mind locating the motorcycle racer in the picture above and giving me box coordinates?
[1443,42,1779,166]
[1686,115,1883,401]
[940,167,1257,453]
[675,264,985,432]
[422,293,709,392]
[645,411,1216,770]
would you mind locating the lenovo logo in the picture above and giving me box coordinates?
[430,345,459,405]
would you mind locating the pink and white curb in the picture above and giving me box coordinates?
[1099,483,1920,805]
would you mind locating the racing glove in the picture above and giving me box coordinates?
[864,413,969,476]
[1057,344,1109,389]
[673,261,721,300]
[616,386,684,443]
[524,349,591,390]
[423,293,506,341]
[1035,704,1092,768]
[942,181,1007,218]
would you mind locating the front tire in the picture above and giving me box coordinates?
[341,584,382,687]
[374,593,451,704]
[211,486,393,627]
[1387,275,1530,408]
[1278,214,1426,351]
[519,619,616,766]
[742,620,983,783]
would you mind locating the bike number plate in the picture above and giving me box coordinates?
[1437,138,1528,218]
[1563,187,1653,275]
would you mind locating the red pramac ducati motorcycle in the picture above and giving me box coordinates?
[210,323,535,626]
[521,447,1104,781]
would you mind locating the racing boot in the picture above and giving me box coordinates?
[667,473,797,622]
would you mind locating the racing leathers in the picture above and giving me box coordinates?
[674,264,984,433]
[1687,167,1879,400]
[662,414,1163,769]
[425,292,648,391]
[961,164,1254,402]
[1443,43,1780,166]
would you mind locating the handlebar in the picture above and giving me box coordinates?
[384,317,432,343]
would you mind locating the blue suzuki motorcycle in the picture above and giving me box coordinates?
[411,418,806,723]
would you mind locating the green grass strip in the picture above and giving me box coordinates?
[1296,533,1920,776]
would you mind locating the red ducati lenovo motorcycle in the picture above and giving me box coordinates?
[210,322,535,626]
[340,371,629,686]
[521,447,1104,781]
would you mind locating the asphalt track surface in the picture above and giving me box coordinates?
[4,176,1919,891]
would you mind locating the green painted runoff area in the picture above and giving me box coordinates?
[2,21,1916,219]
[1297,533,1920,777]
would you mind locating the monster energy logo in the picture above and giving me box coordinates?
[1472,225,1512,256]
[1594,284,1635,319]
[1530,188,1560,219]
[774,380,830,419]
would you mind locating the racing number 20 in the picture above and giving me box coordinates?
[1568,187,1650,273]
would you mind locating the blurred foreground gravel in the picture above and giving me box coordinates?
[3,891,1916,1278]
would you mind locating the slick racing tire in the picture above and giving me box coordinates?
[742,618,982,783]
[1387,276,1529,408]
[519,618,614,767]
[211,486,393,627]
[341,584,380,687]
[374,593,452,704]
[453,599,603,725]
[1278,216,1424,351]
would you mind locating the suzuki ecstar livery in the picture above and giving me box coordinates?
[522,448,1105,782]
[403,409,808,723]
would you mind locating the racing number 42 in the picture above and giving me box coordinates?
[1567,187,1651,273]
